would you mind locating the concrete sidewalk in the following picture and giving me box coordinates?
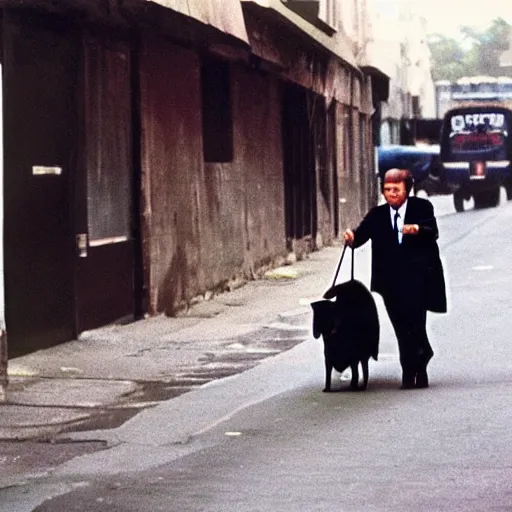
[0,243,372,441]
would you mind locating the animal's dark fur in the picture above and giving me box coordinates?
[311,280,379,392]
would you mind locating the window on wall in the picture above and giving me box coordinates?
[85,39,132,243]
[319,0,338,30]
[201,58,233,163]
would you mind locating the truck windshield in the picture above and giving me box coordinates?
[445,111,508,160]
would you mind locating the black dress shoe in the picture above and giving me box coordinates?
[416,368,429,388]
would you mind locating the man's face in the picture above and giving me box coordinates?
[383,181,407,209]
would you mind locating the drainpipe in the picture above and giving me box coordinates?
[0,56,6,401]
[0,331,6,402]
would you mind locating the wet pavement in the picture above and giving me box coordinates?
[0,243,341,448]
[0,439,107,485]
[4,194,512,511]
[1,323,311,441]
[0,195,462,490]
[0,305,315,488]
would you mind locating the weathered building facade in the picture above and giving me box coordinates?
[0,0,389,363]
[365,0,436,145]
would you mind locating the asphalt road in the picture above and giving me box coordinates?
[3,193,512,512]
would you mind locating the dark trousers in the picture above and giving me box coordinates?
[383,292,433,378]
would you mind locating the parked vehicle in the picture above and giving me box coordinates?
[377,144,443,196]
[439,106,512,211]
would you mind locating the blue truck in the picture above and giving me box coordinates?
[377,144,443,196]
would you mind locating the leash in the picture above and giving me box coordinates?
[323,244,354,299]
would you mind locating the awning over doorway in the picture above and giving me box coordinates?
[357,40,391,103]
[362,67,390,104]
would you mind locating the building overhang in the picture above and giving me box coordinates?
[357,40,393,75]
[141,0,249,45]
[357,39,392,103]
[241,0,358,70]
[0,0,250,48]
[360,65,390,103]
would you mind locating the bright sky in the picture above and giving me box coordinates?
[409,0,512,37]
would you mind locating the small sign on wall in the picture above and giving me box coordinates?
[32,166,62,176]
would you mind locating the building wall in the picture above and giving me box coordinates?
[138,29,373,315]
[338,73,378,227]
[337,103,373,229]
[402,14,436,118]
[233,66,286,272]
[241,2,381,233]
[140,36,204,315]
[0,0,389,358]
[201,64,286,284]
[339,0,365,47]
[140,33,286,315]
[365,0,436,142]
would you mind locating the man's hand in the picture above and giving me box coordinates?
[343,229,355,246]
[402,224,419,235]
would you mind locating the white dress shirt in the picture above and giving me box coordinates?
[390,200,408,244]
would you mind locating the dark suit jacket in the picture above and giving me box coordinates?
[353,196,447,313]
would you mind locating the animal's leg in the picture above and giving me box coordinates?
[349,361,359,390]
[361,359,369,390]
[323,359,333,392]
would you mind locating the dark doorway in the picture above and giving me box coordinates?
[282,83,317,250]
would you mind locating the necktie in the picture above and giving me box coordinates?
[393,210,400,243]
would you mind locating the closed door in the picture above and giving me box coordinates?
[3,12,78,356]
[74,34,135,333]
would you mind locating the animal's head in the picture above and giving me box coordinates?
[311,300,335,339]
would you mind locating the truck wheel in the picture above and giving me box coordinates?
[505,181,512,201]
[489,188,501,207]
[453,191,465,212]
[474,188,500,209]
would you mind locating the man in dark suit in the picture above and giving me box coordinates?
[344,168,447,389]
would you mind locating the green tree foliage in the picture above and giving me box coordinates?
[428,18,512,80]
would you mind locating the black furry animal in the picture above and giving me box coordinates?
[311,280,379,392]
